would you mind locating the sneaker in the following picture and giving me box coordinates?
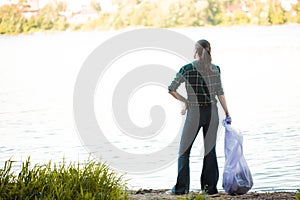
[203,187,218,195]
[207,190,218,195]
[208,193,220,197]
[166,190,189,195]
[165,190,176,195]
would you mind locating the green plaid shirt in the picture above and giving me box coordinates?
[168,61,224,106]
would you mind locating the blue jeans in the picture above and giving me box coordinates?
[172,105,219,195]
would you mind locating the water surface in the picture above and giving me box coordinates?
[1,25,300,191]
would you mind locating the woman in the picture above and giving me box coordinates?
[168,39,231,195]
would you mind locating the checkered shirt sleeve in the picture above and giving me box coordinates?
[168,63,224,105]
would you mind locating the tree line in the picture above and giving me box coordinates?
[1,0,300,35]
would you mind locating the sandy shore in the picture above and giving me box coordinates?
[128,189,297,200]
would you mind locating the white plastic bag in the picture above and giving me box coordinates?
[222,121,253,195]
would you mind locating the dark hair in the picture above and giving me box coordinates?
[195,39,212,74]
[197,39,211,57]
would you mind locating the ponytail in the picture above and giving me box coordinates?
[195,40,212,74]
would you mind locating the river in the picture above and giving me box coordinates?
[0,25,300,192]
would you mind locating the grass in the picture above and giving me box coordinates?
[177,192,208,200]
[0,157,128,200]
[296,189,300,200]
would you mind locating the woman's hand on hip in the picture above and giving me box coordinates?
[181,101,187,115]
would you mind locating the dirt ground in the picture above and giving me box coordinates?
[128,189,297,200]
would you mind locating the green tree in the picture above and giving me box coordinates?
[0,5,25,34]
[232,9,250,24]
[1,0,300,34]
[90,0,101,13]
[205,0,225,25]
[297,1,300,23]
[111,0,137,28]
[147,1,170,28]
[37,4,54,30]
[291,0,300,23]
[37,0,68,31]
[165,0,200,27]
[268,0,286,24]
[128,1,148,26]
[22,15,38,32]
[246,0,264,25]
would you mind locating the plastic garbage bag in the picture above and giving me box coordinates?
[222,121,253,195]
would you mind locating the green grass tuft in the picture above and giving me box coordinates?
[177,192,208,200]
[296,189,300,200]
[0,157,128,199]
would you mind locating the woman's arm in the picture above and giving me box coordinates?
[217,94,230,117]
[169,91,188,115]
[169,91,187,103]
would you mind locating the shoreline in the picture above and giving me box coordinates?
[128,189,298,200]
[0,23,299,36]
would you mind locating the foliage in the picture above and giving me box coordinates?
[296,189,300,200]
[0,0,68,34]
[268,0,286,24]
[204,0,225,25]
[0,0,300,34]
[91,0,101,13]
[0,5,25,34]
[37,0,68,31]
[177,192,207,200]
[0,157,128,199]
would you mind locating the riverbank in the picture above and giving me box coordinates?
[128,189,298,200]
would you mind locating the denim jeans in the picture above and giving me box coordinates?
[172,105,219,195]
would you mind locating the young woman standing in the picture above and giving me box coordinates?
[168,39,231,195]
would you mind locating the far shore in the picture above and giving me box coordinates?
[1,24,299,37]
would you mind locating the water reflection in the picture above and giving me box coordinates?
[0,25,300,191]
